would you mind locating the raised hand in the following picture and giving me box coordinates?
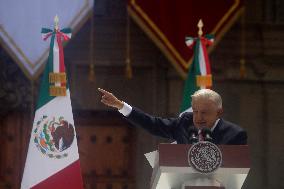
[98,88,124,110]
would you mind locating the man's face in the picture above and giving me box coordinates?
[192,98,222,129]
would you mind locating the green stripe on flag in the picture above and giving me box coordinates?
[37,33,56,109]
[48,33,55,72]
[41,28,53,34]
[36,63,55,109]
[205,34,214,40]
[60,28,72,34]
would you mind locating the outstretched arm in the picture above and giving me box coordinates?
[98,88,182,140]
[98,88,124,110]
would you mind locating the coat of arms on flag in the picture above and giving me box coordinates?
[33,115,75,159]
[21,16,83,189]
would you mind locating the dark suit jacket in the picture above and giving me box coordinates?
[125,107,247,145]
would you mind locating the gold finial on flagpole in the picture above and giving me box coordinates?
[197,19,204,37]
[54,15,59,30]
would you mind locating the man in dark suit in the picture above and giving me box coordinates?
[98,88,247,145]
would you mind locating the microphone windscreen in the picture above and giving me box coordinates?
[188,126,198,135]
[201,127,212,136]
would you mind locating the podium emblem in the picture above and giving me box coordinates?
[188,141,222,173]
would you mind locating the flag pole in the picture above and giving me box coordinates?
[197,19,203,37]
[54,15,59,30]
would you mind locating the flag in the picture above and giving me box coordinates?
[21,22,83,189]
[180,34,214,114]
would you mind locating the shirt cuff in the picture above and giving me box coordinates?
[118,102,132,116]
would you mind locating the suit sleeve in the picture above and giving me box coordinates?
[125,107,181,140]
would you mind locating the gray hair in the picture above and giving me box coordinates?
[191,89,222,109]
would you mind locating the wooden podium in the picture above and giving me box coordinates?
[150,144,250,189]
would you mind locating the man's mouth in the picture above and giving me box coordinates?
[196,122,207,127]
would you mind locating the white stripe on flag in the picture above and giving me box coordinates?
[53,35,60,86]
[198,42,206,76]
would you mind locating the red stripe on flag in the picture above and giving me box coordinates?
[31,160,84,189]
[56,32,65,73]
[200,38,211,75]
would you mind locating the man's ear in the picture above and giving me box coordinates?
[217,108,223,117]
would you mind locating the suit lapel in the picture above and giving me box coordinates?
[212,119,224,144]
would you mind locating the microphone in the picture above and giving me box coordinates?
[188,127,199,144]
[201,127,213,143]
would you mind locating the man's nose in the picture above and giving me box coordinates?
[196,112,203,120]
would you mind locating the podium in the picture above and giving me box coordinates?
[150,144,250,189]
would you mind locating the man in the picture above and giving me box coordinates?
[98,88,247,145]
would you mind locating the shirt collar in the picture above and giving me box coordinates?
[211,119,220,132]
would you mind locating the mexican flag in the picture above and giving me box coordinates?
[180,34,214,114]
[21,26,83,189]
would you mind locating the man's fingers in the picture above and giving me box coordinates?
[101,98,108,105]
[98,88,120,108]
[101,98,114,107]
[101,93,114,103]
[98,88,111,96]
[101,95,111,101]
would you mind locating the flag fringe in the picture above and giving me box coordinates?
[49,86,66,96]
[196,75,212,87]
[49,73,66,83]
